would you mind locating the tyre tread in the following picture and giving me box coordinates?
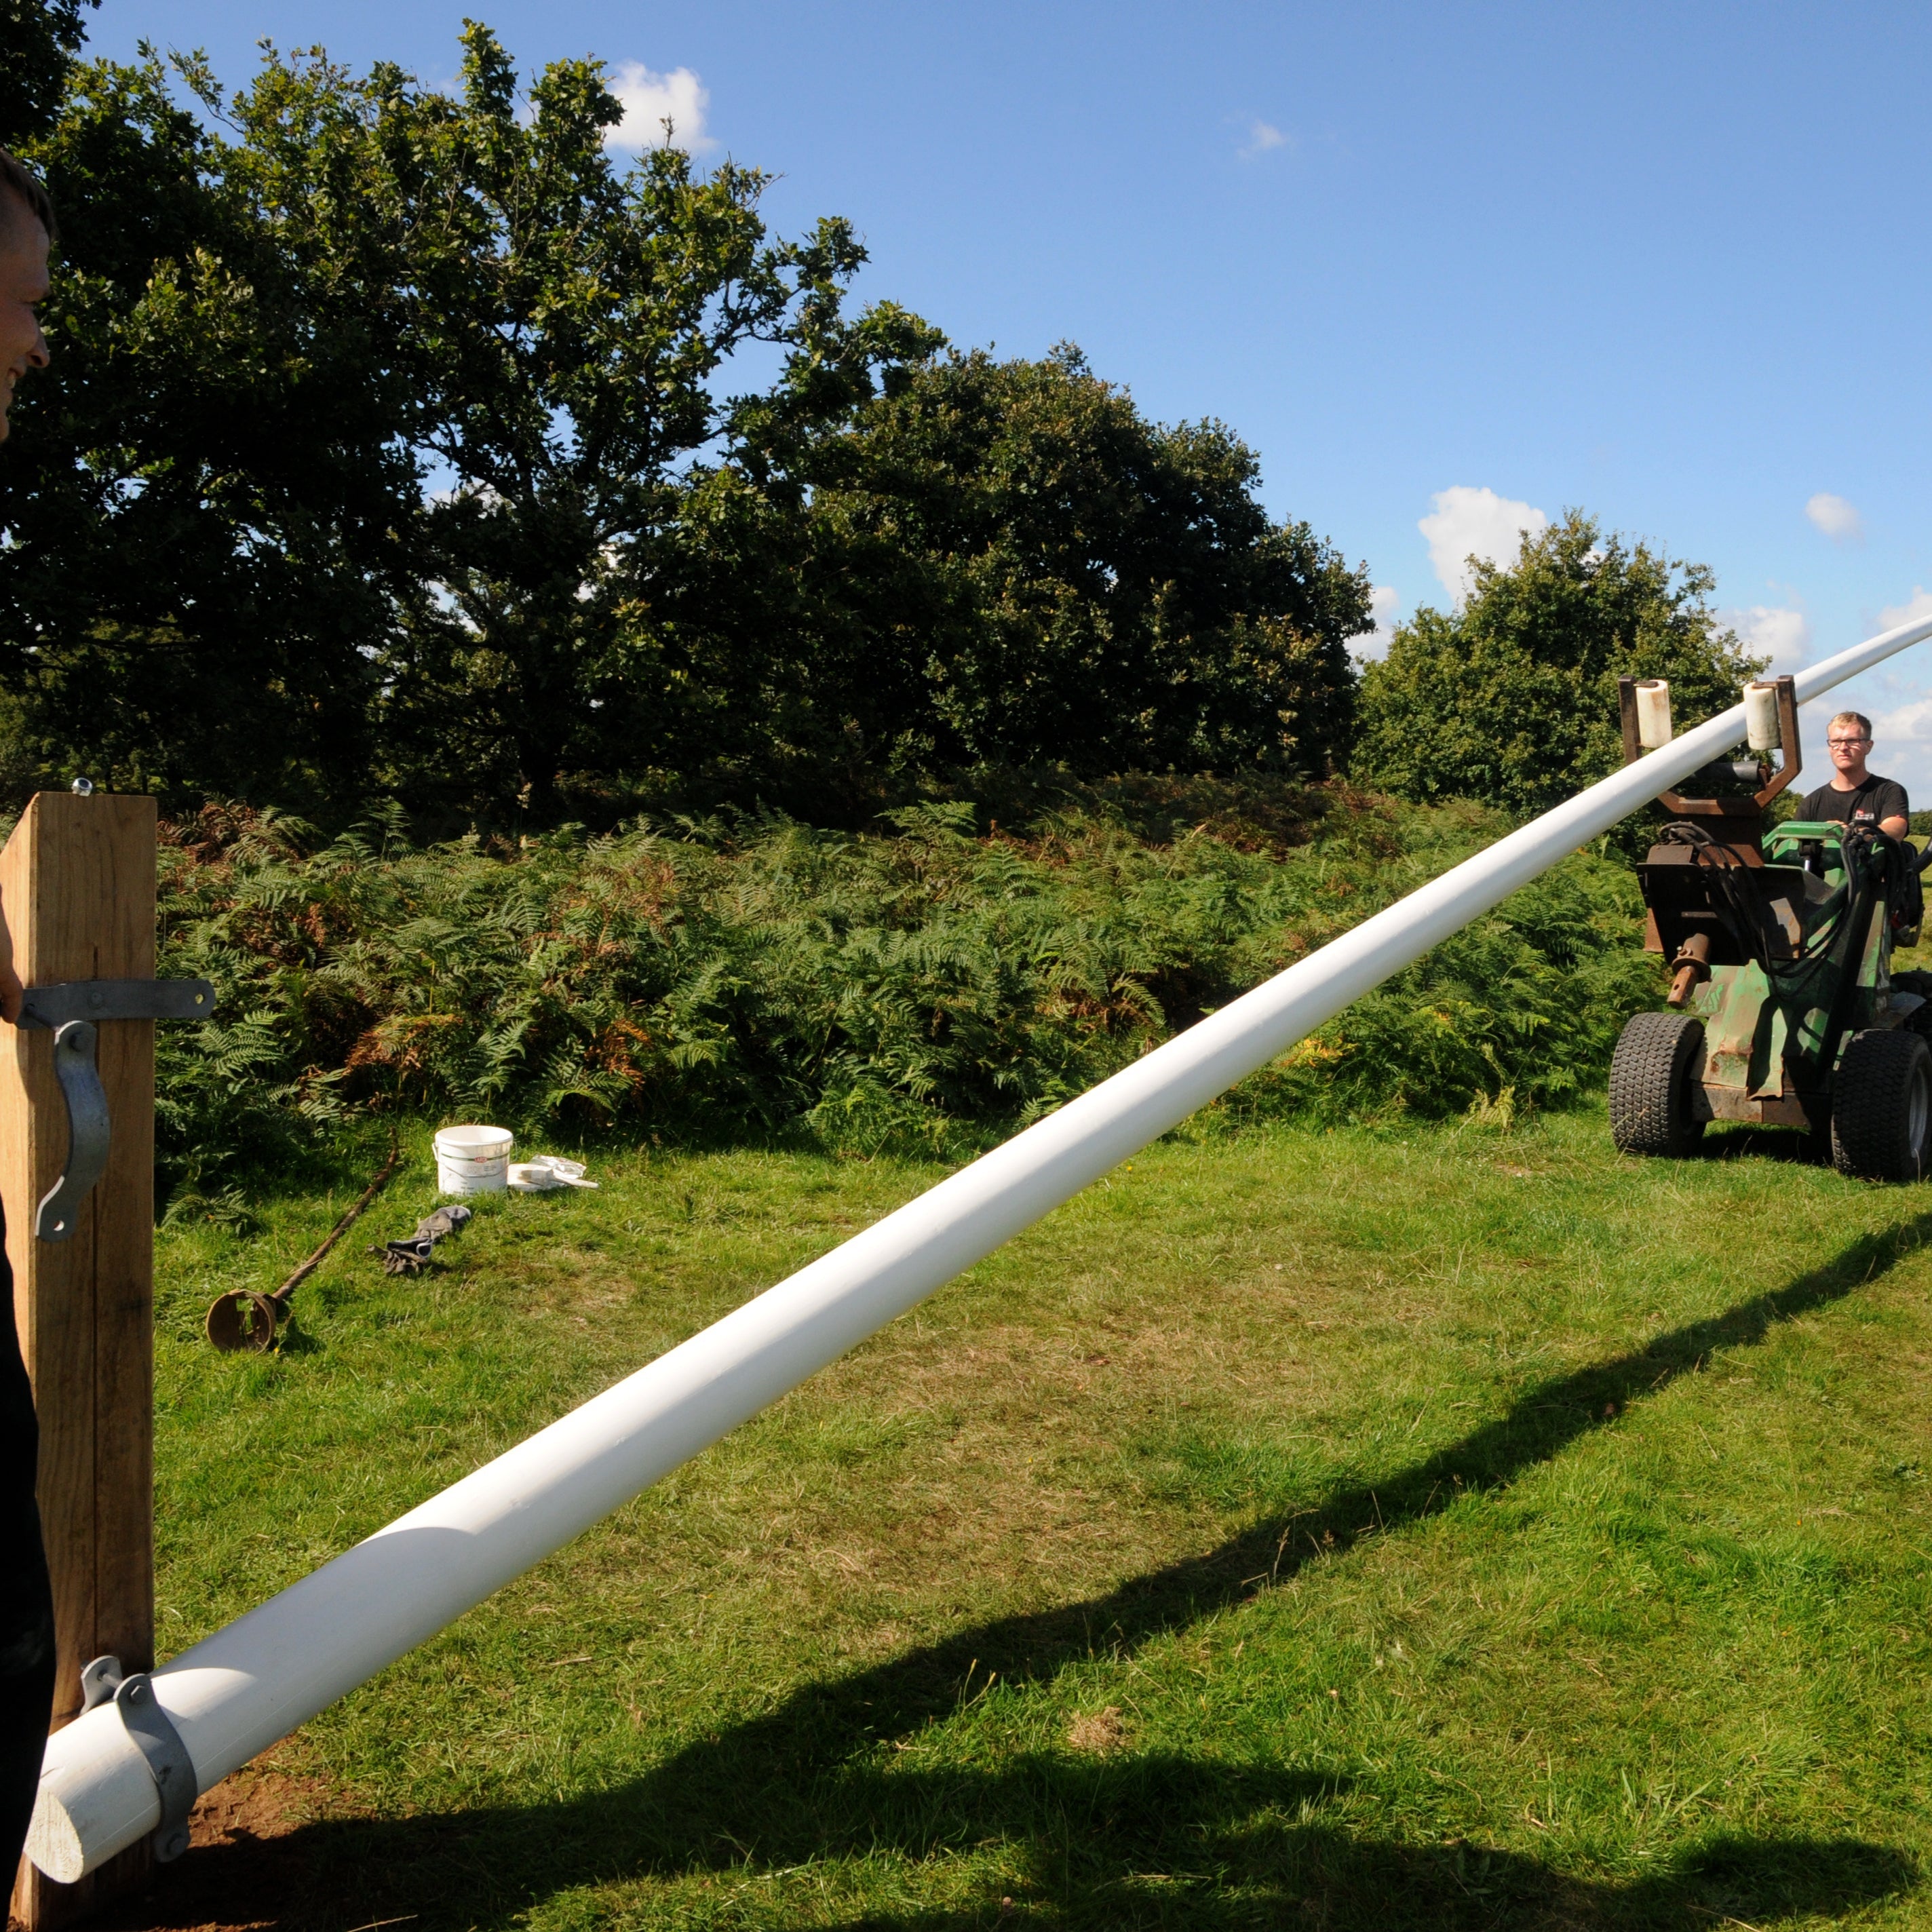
[1609,1010,1705,1157]
[1830,1028,1932,1182]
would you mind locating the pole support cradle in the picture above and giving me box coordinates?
[79,1656,197,1861]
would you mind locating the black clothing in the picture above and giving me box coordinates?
[1798,774,1909,828]
[1,1199,54,1882]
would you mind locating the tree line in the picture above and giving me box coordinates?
[1,3,1757,834]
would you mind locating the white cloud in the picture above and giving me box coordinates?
[1719,602,1811,672]
[1878,587,1932,634]
[606,62,714,152]
[1239,120,1287,159]
[1805,491,1863,543]
[1875,694,1932,735]
[1870,696,1932,773]
[1349,585,1402,661]
[1861,695,1932,805]
[1417,486,1548,604]
[1850,609,1932,794]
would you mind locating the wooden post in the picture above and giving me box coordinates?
[5,792,157,1928]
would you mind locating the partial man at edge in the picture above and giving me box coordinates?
[1798,710,1910,836]
[0,144,52,1886]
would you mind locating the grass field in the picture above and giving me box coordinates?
[115,1104,1932,1931]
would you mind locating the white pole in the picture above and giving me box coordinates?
[28,618,1932,1881]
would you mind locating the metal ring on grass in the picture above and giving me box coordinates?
[204,1289,280,1353]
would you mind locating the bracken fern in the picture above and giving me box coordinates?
[153,793,1661,1193]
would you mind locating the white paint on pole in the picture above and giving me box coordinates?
[29,617,1932,1881]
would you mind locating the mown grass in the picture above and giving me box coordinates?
[133,1106,1932,1931]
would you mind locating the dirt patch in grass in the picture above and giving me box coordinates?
[187,1765,328,1857]
[1065,1705,1125,1754]
[85,1756,353,1932]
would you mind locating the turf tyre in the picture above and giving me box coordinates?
[1830,1027,1932,1182]
[1608,1010,1706,1157]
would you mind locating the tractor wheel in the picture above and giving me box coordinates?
[1830,1028,1932,1182]
[1609,1011,1707,1157]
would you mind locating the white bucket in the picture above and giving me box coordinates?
[433,1124,514,1195]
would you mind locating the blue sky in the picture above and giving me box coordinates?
[77,0,1932,794]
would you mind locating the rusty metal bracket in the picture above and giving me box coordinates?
[1618,674,1803,823]
[1749,676,1804,810]
[18,977,216,1241]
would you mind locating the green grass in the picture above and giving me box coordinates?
[144,1108,1932,1929]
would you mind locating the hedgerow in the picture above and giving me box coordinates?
[153,792,1661,1194]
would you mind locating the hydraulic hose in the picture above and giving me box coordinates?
[1653,820,1849,982]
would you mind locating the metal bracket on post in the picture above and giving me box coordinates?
[17,978,216,1242]
[74,1656,198,1863]
[38,1021,106,1241]
[79,1653,124,1712]
[114,1674,197,1863]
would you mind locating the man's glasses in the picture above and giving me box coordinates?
[1828,736,1872,748]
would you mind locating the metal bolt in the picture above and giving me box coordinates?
[69,777,94,796]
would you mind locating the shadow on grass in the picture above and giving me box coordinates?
[1693,1121,1822,1165]
[119,1210,1932,1931]
[116,1769,1920,1932]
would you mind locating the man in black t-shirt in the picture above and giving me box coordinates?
[1798,710,1909,834]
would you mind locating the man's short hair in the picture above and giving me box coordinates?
[0,148,56,247]
[1830,710,1873,739]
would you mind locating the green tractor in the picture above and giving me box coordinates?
[1608,674,1932,1180]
